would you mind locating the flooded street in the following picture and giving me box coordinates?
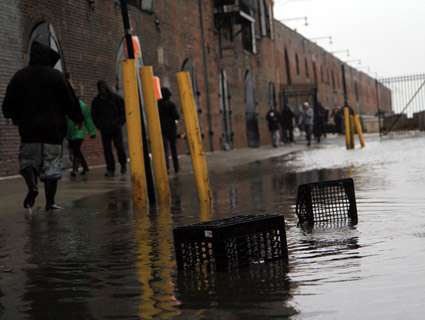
[1,135,425,319]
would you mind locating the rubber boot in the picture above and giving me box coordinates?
[80,154,89,175]
[22,166,38,208]
[44,180,61,211]
[70,158,78,177]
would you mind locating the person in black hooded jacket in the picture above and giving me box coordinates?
[91,80,127,176]
[158,87,180,173]
[2,41,84,211]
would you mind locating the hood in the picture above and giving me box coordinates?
[29,41,61,67]
[160,87,171,100]
[97,80,113,95]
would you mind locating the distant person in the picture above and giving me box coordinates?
[2,41,84,211]
[158,87,180,173]
[330,105,343,134]
[66,99,96,176]
[281,104,295,144]
[299,102,314,146]
[91,80,127,177]
[266,105,281,147]
[314,101,327,143]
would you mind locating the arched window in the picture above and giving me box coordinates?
[29,22,64,72]
[305,58,309,78]
[268,82,276,106]
[182,59,200,114]
[295,53,300,75]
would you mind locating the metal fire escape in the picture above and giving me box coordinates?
[214,0,255,58]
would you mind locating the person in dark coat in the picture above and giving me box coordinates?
[266,105,281,147]
[281,104,295,144]
[158,87,180,173]
[2,41,84,211]
[91,80,127,177]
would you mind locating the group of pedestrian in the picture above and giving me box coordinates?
[2,41,180,212]
[266,101,315,147]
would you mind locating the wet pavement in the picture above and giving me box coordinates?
[1,133,425,319]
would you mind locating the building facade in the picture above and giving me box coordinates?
[0,0,391,177]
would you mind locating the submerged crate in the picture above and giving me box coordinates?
[296,178,358,224]
[173,214,288,270]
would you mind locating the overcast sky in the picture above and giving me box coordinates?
[273,0,425,79]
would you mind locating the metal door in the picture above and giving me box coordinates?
[245,71,259,147]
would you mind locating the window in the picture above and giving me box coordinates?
[268,82,276,106]
[29,22,64,72]
[284,48,291,84]
[242,20,256,53]
[258,0,267,37]
[295,54,300,75]
[258,0,273,38]
[305,58,309,78]
[127,0,154,12]
[331,71,336,89]
[141,0,153,11]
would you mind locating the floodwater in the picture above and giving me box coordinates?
[1,135,425,319]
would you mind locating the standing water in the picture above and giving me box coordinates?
[1,135,425,319]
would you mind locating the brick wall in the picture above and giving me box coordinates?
[0,0,391,177]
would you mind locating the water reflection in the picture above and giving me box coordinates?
[5,136,425,318]
[175,260,297,319]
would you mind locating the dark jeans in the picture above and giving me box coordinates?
[305,124,313,144]
[68,139,88,171]
[281,124,294,143]
[101,129,127,172]
[162,135,179,172]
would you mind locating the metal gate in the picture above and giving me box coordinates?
[280,84,318,133]
[378,74,425,135]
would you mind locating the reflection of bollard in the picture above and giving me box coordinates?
[354,115,366,148]
[344,107,351,150]
[349,115,355,149]
[140,66,170,205]
[121,59,147,209]
[176,71,212,205]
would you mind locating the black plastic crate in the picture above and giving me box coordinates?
[173,214,288,270]
[296,178,358,224]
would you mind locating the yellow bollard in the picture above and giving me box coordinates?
[344,107,351,149]
[140,66,170,205]
[354,115,366,148]
[176,71,212,205]
[121,59,147,209]
[349,115,355,149]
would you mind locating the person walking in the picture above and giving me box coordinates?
[299,101,314,146]
[266,105,281,147]
[91,80,127,177]
[2,41,84,211]
[281,104,295,144]
[158,87,180,173]
[66,99,96,176]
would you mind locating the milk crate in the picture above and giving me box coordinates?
[296,178,358,224]
[173,214,288,270]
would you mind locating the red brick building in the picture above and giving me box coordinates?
[0,0,391,177]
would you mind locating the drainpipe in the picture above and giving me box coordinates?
[198,0,214,152]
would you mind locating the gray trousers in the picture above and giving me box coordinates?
[19,143,63,181]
